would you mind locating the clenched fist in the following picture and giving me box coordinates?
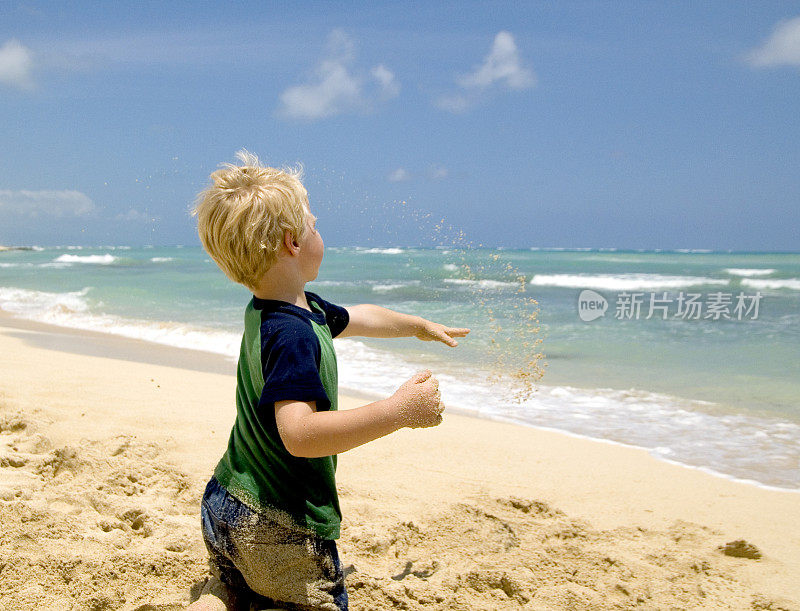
[391,369,445,429]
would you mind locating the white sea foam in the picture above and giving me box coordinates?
[0,286,240,358]
[372,281,421,292]
[309,280,355,287]
[335,338,800,490]
[444,278,520,289]
[724,268,776,277]
[0,286,92,316]
[315,279,424,292]
[741,278,800,291]
[53,254,117,265]
[529,273,729,290]
[355,247,405,255]
[150,257,174,262]
[442,263,459,271]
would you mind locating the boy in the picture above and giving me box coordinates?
[188,151,469,610]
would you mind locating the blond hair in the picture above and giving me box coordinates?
[192,150,309,290]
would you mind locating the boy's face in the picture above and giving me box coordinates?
[299,210,324,282]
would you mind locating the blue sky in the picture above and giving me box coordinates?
[1,1,799,250]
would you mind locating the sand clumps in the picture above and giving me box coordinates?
[719,539,763,560]
[0,408,208,610]
[338,491,793,610]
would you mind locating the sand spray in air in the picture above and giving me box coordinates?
[428,211,547,404]
[306,166,548,403]
[358,193,548,404]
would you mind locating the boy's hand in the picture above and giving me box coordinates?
[391,369,445,429]
[414,320,470,347]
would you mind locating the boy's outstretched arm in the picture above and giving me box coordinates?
[339,304,470,347]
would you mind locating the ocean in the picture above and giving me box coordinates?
[1,245,798,490]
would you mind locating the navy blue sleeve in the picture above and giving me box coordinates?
[258,319,331,411]
[306,291,350,338]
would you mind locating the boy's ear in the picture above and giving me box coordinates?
[283,228,300,253]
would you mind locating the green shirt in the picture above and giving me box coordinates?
[214,291,350,539]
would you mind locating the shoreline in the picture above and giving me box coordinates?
[474,412,800,496]
[0,308,234,376]
[1,313,799,607]
[1,307,798,495]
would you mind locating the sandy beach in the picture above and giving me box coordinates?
[0,312,798,610]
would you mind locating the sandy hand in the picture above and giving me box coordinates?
[391,369,445,429]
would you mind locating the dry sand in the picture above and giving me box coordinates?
[0,313,798,610]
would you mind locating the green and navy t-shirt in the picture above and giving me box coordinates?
[213,291,350,540]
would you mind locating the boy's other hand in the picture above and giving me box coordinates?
[392,369,445,429]
[414,320,470,347]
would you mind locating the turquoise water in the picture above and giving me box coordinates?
[1,245,799,489]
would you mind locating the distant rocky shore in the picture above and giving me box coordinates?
[0,246,34,252]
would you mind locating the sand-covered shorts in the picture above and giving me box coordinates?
[200,477,348,610]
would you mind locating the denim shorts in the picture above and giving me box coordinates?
[200,477,348,611]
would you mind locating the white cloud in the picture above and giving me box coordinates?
[0,39,34,89]
[0,189,94,217]
[436,31,535,113]
[387,168,411,182]
[371,64,400,99]
[746,16,800,67]
[459,31,535,90]
[277,30,399,121]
